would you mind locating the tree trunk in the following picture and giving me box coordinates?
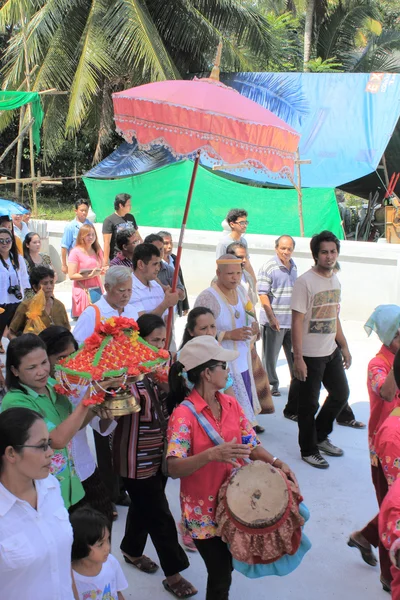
[303,0,315,71]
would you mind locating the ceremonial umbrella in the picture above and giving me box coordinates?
[112,57,300,343]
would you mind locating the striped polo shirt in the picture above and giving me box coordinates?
[257,255,297,328]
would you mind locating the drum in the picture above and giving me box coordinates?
[216,461,305,567]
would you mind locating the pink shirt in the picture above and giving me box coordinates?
[368,345,400,466]
[166,389,258,540]
[375,411,400,486]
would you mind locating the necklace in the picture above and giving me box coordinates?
[218,286,240,318]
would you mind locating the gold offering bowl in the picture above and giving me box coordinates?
[93,373,145,417]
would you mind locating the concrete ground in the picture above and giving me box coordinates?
[53,287,389,599]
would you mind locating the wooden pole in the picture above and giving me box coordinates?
[0,118,34,165]
[15,105,26,200]
[20,4,37,216]
[295,150,305,237]
[165,153,201,348]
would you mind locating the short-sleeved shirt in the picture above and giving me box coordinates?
[257,255,297,328]
[9,296,70,335]
[73,554,128,600]
[375,409,400,486]
[109,251,134,271]
[61,218,92,253]
[290,268,341,357]
[216,234,248,258]
[102,213,137,260]
[73,295,139,345]
[367,344,400,466]
[167,389,259,539]
[13,221,30,241]
[0,475,74,600]
[130,272,166,317]
[1,382,85,509]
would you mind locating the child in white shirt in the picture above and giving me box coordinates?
[71,507,128,600]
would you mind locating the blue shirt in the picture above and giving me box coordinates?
[61,218,92,252]
[257,255,297,328]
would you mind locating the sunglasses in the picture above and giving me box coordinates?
[210,362,228,371]
[0,238,12,245]
[15,439,53,452]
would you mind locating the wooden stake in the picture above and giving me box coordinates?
[0,118,34,165]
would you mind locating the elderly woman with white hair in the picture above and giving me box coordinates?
[73,265,138,512]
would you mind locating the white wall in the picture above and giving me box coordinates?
[42,220,400,322]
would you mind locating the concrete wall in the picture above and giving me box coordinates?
[42,220,400,322]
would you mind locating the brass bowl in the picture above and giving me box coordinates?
[93,373,145,417]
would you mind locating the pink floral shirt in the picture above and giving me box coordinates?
[166,389,258,539]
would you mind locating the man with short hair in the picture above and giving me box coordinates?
[144,233,185,300]
[158,230,189,317]
[257,235,297,400]
[61,199,92,274]
[289,230,351,469]
[130,243,179,318]
[102,193,141,264]
[216,208,256,283]
[110,228,141,271]
[8,265,70,337]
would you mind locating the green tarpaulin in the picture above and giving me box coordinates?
[0,91,44,153]
[84,161,343,239]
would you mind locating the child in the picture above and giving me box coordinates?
[71,507,128,600]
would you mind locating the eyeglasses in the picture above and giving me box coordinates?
[15,439,52,452]
[210,362,228,371]
[0,238,12,245]
[235,220,249,226]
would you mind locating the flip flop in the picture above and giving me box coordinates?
[271,390,281,397]
[162,578,197,598]
[337,419,366,429]
[123,554,159,573]
[347,535,378,566]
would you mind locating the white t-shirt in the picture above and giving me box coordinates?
[13,221,30,241]
[290,268,341,358]
[0,475,74,600]
[130,272,166,317]
[73,554,128,600]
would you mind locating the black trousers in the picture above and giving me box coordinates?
[93,430,125,503]
[288,347,349,456]
[285,384,355,423]
[194,537,233,600]
[121,471,189,577]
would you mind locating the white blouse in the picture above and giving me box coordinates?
[0,254,30,305]
[0,475,74,600]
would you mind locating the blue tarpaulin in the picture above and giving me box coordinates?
[86,73,400,194]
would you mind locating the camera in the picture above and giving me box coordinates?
[8,284,22,300]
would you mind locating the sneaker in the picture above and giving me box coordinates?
[302,452,329,469]
[317,437,344,457]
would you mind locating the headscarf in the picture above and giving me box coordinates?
[364,304,400,346]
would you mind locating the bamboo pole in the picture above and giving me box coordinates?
[20,4,37,216]
[0,118,34,165]
[15,104,26,200]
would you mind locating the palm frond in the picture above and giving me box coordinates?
[106,0,180,81]
[347,29,400,72]
[317,0,381,61]
[222,72,309,128]
[66,0,116,135]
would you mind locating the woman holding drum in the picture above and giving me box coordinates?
[167,336,298,600]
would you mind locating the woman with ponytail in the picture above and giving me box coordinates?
[166,336,297,600]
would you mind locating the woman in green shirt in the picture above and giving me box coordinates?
[1,334,94,509]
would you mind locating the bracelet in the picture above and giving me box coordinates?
[271,456,279,467]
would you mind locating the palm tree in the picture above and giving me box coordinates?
[0,0,276,163]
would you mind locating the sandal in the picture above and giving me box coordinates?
[283,412,298,422]
[337,419,366,429]
[271,390,281,397]
[162,577,197,598]
[123,554,159,573]
[347,535,378,566]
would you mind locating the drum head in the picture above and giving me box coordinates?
[226,461,289,528]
